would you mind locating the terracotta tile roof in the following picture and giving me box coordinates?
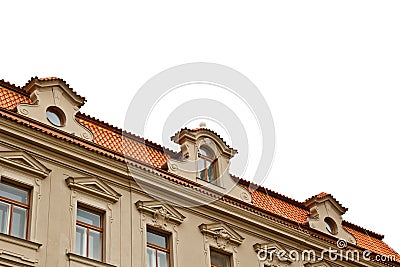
[0,87,32,110]
[344,225,400,261]
[0,78,399,264]
[316,192,329,198]
[76,114,169,168]
[251,189,309,223]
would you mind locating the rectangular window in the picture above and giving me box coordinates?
[76,206,103,261]
[0,180,29,239]
[210,250,231,267]
[147,228,170,267]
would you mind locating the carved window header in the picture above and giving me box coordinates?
[135,201,185,229]
[0,151,50,179]
[199,222,244,248]
[65,177,121,203]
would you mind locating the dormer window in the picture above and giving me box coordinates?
[324,217,338,235]
[46,106,65,127]
[197,146,218,184]
[16,77,94,140]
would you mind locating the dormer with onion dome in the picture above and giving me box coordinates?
[167,125,252,203]
[16,77,93,141]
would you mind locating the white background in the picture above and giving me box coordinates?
[1,1,399,254]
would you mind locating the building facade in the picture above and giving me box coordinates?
[0,77,398,267]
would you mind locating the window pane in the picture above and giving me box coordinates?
[0,202,10,234]
[198,158,205,171]
[208,162,216,183]
[0,183,28,204]
[199,148,208,156]
[89,230,102,261]
[147,230,168,248]
[77,208,101,227]
[199,147,214,158]
[199,169,206,181]
[11,206,27,238]
[205,160,211,168]
[76,225,87,257]
[211,250,230,267]
[147,247,157,267]
[158,250,169,267]
[46,110,62,126]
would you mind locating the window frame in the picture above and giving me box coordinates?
[146,227,171,267]
[210,249,232,267]
[0,179,30,240]
[75,205,104,261]
[198,147,218,183]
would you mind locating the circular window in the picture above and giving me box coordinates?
[324,217,338,235]
[46,106,65,127]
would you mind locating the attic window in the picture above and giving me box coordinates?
[324,217,338,235]
[198,146,217,184]
[46,106,65,127]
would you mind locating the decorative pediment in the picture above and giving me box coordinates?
[135,201,185,229]
[66,177,121,203]
[0,151,50,178]
[171,128,237,158]
[254,242,293,265]
[16,77,94,141]
[199,222,244,249]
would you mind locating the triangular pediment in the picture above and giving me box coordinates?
[0,151,50,178]
[66,177,121,203]
[199,222,244,246]
[135,200,185,225]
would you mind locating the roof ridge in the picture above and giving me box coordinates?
[342,220,384,240]
[231,174,309,210]
[76,112,179,156]
[0,79,29,97]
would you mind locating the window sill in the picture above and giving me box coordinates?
[0,233,42,251]
[67,253,116,267]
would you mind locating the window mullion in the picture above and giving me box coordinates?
[8,204,14,236]
[86,228,90,258]
[156,249,159,267]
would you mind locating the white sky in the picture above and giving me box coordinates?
[1,1,399,254]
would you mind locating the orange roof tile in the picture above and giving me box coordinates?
[0,79,399,263]
[251,188,309,223]
[344,225,400,261]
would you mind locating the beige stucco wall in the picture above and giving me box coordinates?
[0,118,382,267]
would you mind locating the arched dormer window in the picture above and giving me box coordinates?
[197,146,218,184]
